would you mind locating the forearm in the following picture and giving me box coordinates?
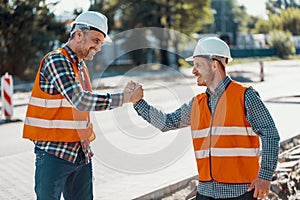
[258,129,280,180]
[133,99,192,132]
[70,90,123,111]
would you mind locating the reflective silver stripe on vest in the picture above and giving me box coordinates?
[195,149,210,159]
[192,126,257,139]
[29,96,73,108]
[24,117,89,129]
[195,148,261,159]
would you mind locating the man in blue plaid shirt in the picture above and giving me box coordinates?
[131,37,280,200]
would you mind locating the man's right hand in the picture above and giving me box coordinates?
[123,81,144,104]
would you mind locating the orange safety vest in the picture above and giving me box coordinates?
[190,81,260,183]
[23,48,95,142]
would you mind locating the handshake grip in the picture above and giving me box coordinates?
[123,81,144,104]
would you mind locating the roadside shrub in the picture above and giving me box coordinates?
[268,30,295,59]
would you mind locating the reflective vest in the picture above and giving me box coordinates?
[190,81,260,183]
[23,48,95,142]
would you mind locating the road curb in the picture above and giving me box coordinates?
[132,175,198,200]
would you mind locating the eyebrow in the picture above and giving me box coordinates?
[88,31,104,42]
[194,62,203,67]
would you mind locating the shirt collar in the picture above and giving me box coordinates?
[206,76,232,97]
[62,44,81,68]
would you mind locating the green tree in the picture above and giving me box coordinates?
[0,0,66,80]
[254,7,300,35]
[232,5,253,33]
[253,19,271,34]
[266,0,300,14]
[268,30,295,58]
[90,0,212,67]
[211,0,236,34]
[91,0,212,35]
[211,0,252,44]
[280,7,300,35]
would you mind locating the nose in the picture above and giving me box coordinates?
[192,66,197,75]
[95,44,102,52]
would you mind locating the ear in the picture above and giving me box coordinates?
[75,29,84,40]
[212,60,218,69]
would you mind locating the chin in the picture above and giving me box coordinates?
[84,56,94,61]
[197,81,207,86]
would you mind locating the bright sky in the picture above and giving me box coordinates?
[237,0,268,18]
[50,0,268,20]
[47,0,90,21]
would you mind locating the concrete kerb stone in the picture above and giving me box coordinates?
[132,175,198,200]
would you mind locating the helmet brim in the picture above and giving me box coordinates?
[185,56,193,62]
[185,55,233,62]
[105,35,112,43]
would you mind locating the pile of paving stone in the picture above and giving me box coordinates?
[271,136,300,200]
[162,136,300,200]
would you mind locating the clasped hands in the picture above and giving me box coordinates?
[123,81,144,104]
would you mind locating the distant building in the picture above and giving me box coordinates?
[236,33,269,49]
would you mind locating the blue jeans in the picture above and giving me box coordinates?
[34,147,93,200]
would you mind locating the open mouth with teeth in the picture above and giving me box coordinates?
[195,74,206,86]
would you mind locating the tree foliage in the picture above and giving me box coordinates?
[91,0,212,35]
[211,0,237,34]
[250,1,300,58]
[280,7,300,35]
[268,30,295,58]
[231,4,257,33]
[90,0,212,67]
[0,0,66,80]
[266,0,300,14]
[211,0,255,44]
[254,7,300,35]
[253,19,270,34]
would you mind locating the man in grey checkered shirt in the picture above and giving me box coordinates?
[129,37,280,200]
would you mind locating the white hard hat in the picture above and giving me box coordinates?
[185,37,232,62]
[71,11,112,42]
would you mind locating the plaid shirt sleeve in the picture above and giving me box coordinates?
[133,98,193,132]
[245,88,280,181]
[41,52,123,111]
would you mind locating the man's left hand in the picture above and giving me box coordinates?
[247,178,270,198]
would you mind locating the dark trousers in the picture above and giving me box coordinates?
[196,190,257,200]
[34,147,93,200]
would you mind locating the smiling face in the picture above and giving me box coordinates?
[192,56,214,86]
[75,29,105,61]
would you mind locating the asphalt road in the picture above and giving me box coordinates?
[0,59,300,199]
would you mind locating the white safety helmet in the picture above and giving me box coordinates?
[185,37,232,63]
[71,11,112,42]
